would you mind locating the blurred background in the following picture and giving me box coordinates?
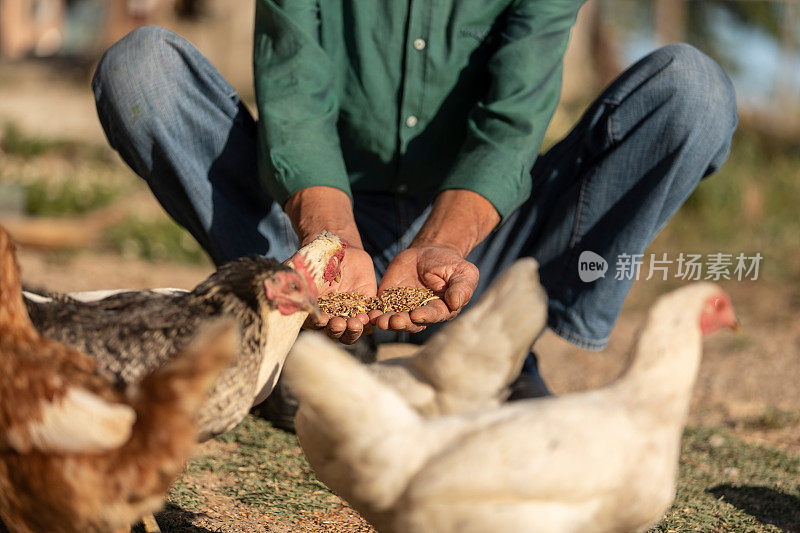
[0,2,799,531]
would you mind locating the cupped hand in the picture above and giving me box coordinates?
[302,245,377,345]
[370,246,479,333]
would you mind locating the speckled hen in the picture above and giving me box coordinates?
[24,231,345,440]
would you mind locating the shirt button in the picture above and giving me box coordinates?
[405,115,418,128]
[396,184,408,193]
[413,38,426,51]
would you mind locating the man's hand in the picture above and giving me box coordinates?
[304,245,377,344]
[371,246,479,332]
[371,188,498,333]
[284,186,376,345]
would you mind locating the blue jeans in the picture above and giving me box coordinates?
[92,26,737,351]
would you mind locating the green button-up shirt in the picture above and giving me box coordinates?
[254,0,584,221]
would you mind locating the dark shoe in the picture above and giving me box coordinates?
[251,335,378,432]
[507,352,552,401]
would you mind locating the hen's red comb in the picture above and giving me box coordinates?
[323,247,345,286]
[700,293,738,336]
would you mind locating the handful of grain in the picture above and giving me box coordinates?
[318,292,376,318]
[319,287,440,317]
[376,287,440,312]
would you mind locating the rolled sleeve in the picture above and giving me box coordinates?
[439,0,586,221]
[441,142,531,221]
[253,0,351,206]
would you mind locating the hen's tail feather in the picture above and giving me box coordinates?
[0,223,36,332]
[407,258,548,410]
[115,320,238,498]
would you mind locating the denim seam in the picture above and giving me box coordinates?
[600,54,676,108]
[548,138,602,342]
[544,164,593,345]
[548,322,608,351]
[606,104,618,145]
[557,162,594,291]
[281,215,295,250]
[568,173,590,249]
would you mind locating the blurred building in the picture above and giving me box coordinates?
[0,0,254,93]
[0,0,64,59]
[0,0,203,60]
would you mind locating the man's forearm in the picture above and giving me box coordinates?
[411,189,500,257]
[284,186,364,248]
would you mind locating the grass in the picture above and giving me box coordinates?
[169,416,340,521]
[741,408,800,432]
[166,479,206,513]
[0,122,107,162]
[214,417,337,517]
[25,179,121,216]
[655,127,800,282]
[106,216,210,264]
[0,122,210,264]
[0,122,131,217]
[653,426,800,532]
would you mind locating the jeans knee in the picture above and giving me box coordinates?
[656,43,738,142]
[93,25,194,150]
[93,26,175,96]
[108,25,172,58]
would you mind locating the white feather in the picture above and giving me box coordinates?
[8,388,136,454]
[23,288,187,304]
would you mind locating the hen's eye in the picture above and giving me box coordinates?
[289,282,299,291]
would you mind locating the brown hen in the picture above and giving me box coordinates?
[0,225,237,533]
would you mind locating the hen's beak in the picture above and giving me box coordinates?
[302,300,325,322]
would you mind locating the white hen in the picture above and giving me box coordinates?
[285,275,737,533]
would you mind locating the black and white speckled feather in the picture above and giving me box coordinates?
[24,255,289,440]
